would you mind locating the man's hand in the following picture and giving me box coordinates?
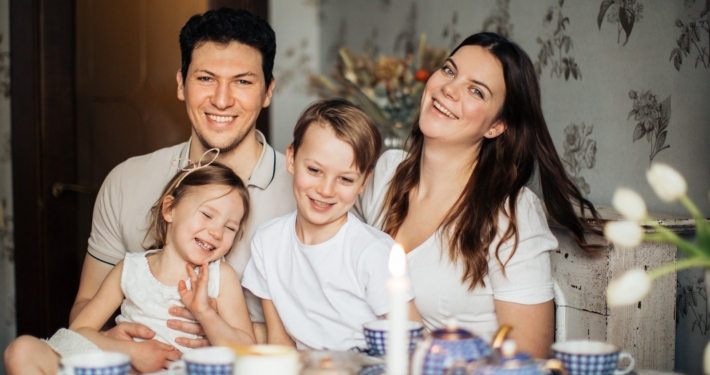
[102,322,155,341]
[167,305,216,348]
[128,340,182,373]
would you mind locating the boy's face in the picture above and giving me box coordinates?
[286,123,371,242]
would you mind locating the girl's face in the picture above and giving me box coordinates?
[163,185,245,266]
[419,45,507,148]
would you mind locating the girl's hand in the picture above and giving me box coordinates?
[128,339,181,373]
[178,263,215,320]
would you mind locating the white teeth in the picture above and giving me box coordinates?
[207,114,234,123]
[433,100,458,119]
[312,199,330,208]
[195,239,215,251]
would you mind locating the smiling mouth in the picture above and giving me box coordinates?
[207,114,235,123]
[310,198,334,208]
[195,238,216,251]
[433,100,458,119]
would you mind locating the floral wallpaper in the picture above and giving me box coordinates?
[534,0,582,81]
[597,0,645,46]
[627,89,671,162]
[318,0,710,372]
[670,0,710,71]
[562,123,597,195]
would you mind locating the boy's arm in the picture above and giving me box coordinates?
[179,263,256,345]
[262,299,296,347]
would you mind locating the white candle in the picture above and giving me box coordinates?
[386,244,409,375]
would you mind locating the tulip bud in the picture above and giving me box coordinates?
[646,163,687,202]
[604,221,644,247]
[612,188,648,221]
[607,269,652,307]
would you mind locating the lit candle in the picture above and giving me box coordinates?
[386,244,409,375]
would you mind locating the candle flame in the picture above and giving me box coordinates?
[389,244,406,277]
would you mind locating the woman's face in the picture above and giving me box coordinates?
[419,45,507,147]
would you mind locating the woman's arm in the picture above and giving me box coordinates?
[262,299,296,347]
[494,299,554,358]
[179,263,255,345]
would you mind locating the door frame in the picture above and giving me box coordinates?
[11,0,79,337]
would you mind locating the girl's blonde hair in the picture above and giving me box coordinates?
[143,161,250,250]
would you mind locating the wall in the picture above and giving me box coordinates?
[269,0,321,153]
[0,0,13,372]
[318,0,710,372]
[319,0,710,216]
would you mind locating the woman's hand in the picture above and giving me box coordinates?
[128,339,181,373]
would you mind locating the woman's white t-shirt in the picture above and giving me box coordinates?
[354,150,557,342]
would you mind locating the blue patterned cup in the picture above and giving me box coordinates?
[169,346,235,375]
[551,340,634,375]
[363,320,425,356]
[58,352,130,375]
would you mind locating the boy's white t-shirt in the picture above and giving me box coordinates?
[242,211,414,351]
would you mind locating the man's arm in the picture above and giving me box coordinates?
[70,254,114,324]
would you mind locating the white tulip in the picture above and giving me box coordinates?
[646,163,687,202]
[607,269,652,307]
[604,221,644,247]
[612,188,647,221]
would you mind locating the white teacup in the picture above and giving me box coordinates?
[233,345,299,375]
[59,351,130,375]
[169,346,235,375]
[552,340,634,375]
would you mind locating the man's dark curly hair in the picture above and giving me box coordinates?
[179,8,276,90]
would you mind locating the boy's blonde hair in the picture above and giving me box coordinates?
[143,161,250,250]
[291,98,382,173]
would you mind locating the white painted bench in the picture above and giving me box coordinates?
[549,207,692,371]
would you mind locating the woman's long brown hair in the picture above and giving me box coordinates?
[381,32,601,290]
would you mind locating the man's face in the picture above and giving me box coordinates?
[177,41,275,154]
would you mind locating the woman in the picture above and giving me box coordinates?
[355,32,600,358]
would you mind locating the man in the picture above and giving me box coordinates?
[4,8,294,374]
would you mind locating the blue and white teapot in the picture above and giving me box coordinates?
[410,319,511,375]
[444,340,566,375]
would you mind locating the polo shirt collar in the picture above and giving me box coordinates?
[249,130,277,190]
[179,131,276,190]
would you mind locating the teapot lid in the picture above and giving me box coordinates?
[429,317,477,341]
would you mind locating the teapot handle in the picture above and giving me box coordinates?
[539,358,568,375]
[491,325,512,350]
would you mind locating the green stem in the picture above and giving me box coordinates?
[645,225,706,258]
[648,257,710,279]
[680,195,704,219]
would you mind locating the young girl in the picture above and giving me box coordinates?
[6,157,255,374]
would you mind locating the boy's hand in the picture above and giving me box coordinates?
[128,340,181,373]
[178,264,215,320]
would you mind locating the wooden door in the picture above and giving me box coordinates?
[12,0,269,338]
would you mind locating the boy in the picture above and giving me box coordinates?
[242,98,420,350]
